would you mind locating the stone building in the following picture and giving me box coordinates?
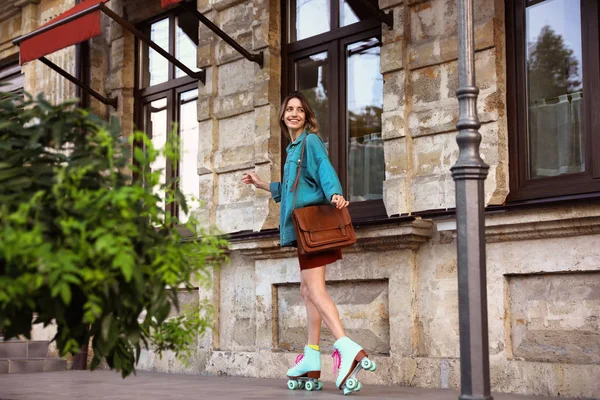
[1,0,599,397]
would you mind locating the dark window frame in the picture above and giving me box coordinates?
[282,0,385,221]
[506,0,600,202]
[134,11,199,220]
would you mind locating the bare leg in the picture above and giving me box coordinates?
[300,273,322,345]
[301,265,346,340]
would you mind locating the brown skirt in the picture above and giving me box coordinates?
[297,248,343,270]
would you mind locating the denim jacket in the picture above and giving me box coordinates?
[269,131,343,247]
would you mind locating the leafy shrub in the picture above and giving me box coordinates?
[0,92,227,377]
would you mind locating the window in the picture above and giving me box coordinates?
[136,12,200,222]
[506,0,600,201]
[284,0,385,219]
[0,62,24,95]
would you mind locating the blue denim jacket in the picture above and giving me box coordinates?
[269,131,343,246]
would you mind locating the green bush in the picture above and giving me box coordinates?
[0,92,227,377]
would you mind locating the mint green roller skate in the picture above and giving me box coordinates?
[332,337,377,396]
[286,346,323,391]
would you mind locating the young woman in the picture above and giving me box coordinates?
[242,92,376,395]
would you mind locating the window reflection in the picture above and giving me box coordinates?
[0,64,24,104]
[296,52,330,144]
[146,98,168,211]
[178,89,199,223]
[0,64,24,94]
[291,0,378,42]
[340,0,374,27]
[294,0,330,42]
[148,18,169,87]
[346,38,383,201]
[526,0,584,178]
[176,13,200,79]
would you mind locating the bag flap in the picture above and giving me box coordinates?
[293,205,352,232]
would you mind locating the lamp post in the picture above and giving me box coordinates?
[451,0,493,399]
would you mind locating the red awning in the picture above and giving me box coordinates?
[13,0,204,107]
[161,0,182,7]
[19,0,109,65]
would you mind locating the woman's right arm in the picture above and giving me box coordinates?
[242,172,281,203]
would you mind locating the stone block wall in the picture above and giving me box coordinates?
[0,9,22,61]
[206,0,281,234]
[210,221,435,387]
[506,272,600,365]
[432,204,600,397]
[183,0,599,397]
[381,0,508,216]
[3,0,600,398]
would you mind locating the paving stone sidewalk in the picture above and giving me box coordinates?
[0,371,579,400]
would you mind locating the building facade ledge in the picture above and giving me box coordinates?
[436,204,600,243]
[230,218,434,260]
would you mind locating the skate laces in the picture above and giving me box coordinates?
[295,354,304,365]
[331,349,341,375]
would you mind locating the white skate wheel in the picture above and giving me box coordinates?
[346,378,358,390]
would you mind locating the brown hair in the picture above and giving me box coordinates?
[278,91,320,140]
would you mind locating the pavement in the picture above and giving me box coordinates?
[0,371,580,400]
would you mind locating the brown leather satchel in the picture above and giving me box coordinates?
[290,134,356,255]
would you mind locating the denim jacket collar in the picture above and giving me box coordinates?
[286,129,308,152]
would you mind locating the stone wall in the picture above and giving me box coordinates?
[206,206,600,399]
[205,0,282,234]
[0,7,22,62]
[3,0,600,398]
[179,0,599,397]
[434,205,600,397]
[381,0,508,216]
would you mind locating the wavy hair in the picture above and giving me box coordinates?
[279,91,320,140]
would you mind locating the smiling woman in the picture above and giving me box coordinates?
[283,97,307,135]
[279,94,314,141]
[241,91,374,395]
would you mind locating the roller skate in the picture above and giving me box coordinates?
[332,337,377,396]
[286,346,323,391]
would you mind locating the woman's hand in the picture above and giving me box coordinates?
[242,172,269,191]
[242,172,262,187]
[331,194,349,209]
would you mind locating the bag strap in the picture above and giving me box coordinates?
[290,133,309,210]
